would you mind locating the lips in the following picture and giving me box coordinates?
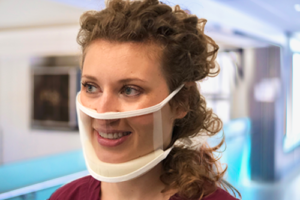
[94,129,132,147]
[97,131,131,139]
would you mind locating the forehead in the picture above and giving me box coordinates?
[82,40,166,85]
[84,39,162,64]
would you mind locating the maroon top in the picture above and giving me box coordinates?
[49,176,239,200]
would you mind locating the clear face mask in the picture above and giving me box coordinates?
[76,84,184,182]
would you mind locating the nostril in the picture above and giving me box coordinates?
[94,119,121,127]
[105,119,120,125]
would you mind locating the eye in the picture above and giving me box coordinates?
[82,82,98,93]
[121,86,142,97]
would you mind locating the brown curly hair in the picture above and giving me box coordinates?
[77,0,241,199]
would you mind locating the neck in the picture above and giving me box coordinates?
[100,163,175,200]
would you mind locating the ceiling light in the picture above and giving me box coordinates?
[295,4,300,12]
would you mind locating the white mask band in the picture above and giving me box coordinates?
[76,84,184,119]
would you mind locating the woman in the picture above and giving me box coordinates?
[50,0,241,199]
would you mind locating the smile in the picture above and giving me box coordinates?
[97,131,132,139]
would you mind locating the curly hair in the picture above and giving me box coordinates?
[77,0,240,199]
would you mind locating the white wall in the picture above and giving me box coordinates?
[167,0,287,47]
[0,0,85,29]
[0,26,82,164]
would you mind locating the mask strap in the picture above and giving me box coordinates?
[153,109,164,154]
[77,84,184,120]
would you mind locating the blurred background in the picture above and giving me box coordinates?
[0,0,299,199]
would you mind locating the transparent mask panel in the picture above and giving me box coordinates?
[76,92,175,180]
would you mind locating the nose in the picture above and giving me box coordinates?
[93,118,120,128]
[93,91,121,127]
[94,91,119,113]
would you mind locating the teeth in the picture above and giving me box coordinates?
[98,131,130,139]
[102,132,108,138]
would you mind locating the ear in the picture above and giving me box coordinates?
[173,81,195,120]
[174,106,188,119]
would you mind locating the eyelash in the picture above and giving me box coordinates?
[81,82,97,93]
[81,82,142,97]
[120,85,142,97]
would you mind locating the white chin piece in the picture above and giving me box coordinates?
[76,85,184,183]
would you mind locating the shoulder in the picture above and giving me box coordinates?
[203,188,239,200]
[170,187,239,200]
[49,175,100,200]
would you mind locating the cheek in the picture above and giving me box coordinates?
[128,114,154,134]
[127,108,175,149]
[80,93,90,107]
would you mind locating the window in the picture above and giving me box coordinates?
[284,53,300,152]
[200,51,241,123]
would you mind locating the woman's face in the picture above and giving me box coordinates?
[80,40,182,163]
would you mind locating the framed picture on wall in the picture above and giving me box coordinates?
[31,66,80,130]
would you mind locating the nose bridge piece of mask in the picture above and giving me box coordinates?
[76,84,184,182]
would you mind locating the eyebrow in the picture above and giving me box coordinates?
[81,75,98,82]
[118,78,147,84]
[81,75,147,84]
